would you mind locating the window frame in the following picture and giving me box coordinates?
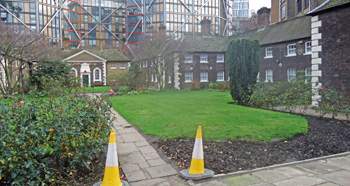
[305,41,312,54]
[200,71,208,82]
[120,63,126,69]
[216,54,224,63]
[265,47,273,58]
[184,54,193,63]
[71,68,77,77]
[93,68,101,82]
[185,72,193,83]
[287,44,297,56]
[200,54,208,63]
[265,69,273,82]
[111,63,117,69]
[217,71,224,82]
[287,68,296,82]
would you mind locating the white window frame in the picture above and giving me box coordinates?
[151,74,154,82]
[185,54,193,63]
[265,47,273,58]
[217,71,224,82]
[287,68,296,82]
[185,72,193,83]
[304,41,312,54]
[200,71,208,82]
[71,68,77,77]
[266,69,273,82]
[287,44,296,57]
[216,54,224,63]
[111,63,117,69]
[281,6,286,20]
[120,63,126,69]
[168,75,172,83]
[305,68,311,82]
[200,54,208,63]
[93,68,101,82]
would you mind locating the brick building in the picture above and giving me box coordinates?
[309,0,350,105]
[63,49,130,87]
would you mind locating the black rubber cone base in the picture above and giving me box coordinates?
[93,180,130,186]
[180,168,215,180]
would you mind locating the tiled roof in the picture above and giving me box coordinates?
[310,0,350,14]
[177,34,230,53]
[62,49,130,62]
[229,16,311,45]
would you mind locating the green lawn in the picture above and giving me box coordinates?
[110,91,308,141]
[81,86,112,93]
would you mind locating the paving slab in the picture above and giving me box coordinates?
[122,164,140,173]
[297,161,342,174]
[252,170,290,182]
[192,180,227,186]
[148,159,166,166]
[222,174,263,186]
[146,164,177,178]
[273,176,326,186]
[273,166,308,177]
[121,133,147,143]
[125,170,147,182]
[129,178,168,186]
[143,151,161,160]
[320,170,350,185]
[139,162,150,168]
[250,183,274,186]
[119,151,147,164]
[135,141,150,147]
[118,127,139,134]
[117,143,139,154]
[318,183,340,186]
[139,145,158,154]
[326,157,350,171]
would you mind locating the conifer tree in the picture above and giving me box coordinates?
[227,39,260,105]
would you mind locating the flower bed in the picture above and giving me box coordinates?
[0,94,113,185]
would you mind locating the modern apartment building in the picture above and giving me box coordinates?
[0,0,125,49]
[270,0,327,24]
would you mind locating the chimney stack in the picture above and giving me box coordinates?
[200,17,211,36]
[62,32,70,51]
[159,24,166,38]
[257,7,271,29]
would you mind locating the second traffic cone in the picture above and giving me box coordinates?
[94,130,129,186]
[180,126,214,180]
[189,126,205,174]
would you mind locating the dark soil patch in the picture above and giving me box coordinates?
[157,116,350,174]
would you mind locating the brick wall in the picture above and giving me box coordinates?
[318,6,350,96]
[259,40,312,82]
[178,53,227,89]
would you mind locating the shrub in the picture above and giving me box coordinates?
[227,39,260,105]
[314,87,350,118]
[249,73,312,114]
[107,71,127,88]
[30,59,72,92]
[0,94,113,185]
[124,63,144,91]
[209,82,229,91]
[190,80,200,91]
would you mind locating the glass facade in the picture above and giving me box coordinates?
[0,0,125,49]
[125,0,233,45]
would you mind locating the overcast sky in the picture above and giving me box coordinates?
[250,0,271,13]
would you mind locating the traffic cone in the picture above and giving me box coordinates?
[180,126,214,180]
[94,130,129,186]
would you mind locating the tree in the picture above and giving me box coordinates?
[131,30,179,90]
[0,23,50,97]
[124,63,144,91]
[227,39,260,105]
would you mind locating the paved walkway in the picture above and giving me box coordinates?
[88,93,350,186]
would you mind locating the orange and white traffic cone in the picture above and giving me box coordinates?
[94,130,129,186]
[180,126,214,180]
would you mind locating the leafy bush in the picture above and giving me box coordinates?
[190,80,200,91]
[209,82,229,91]
[314,87,350,119]
[30,59,72,92]
[107,72,127,88]
[0,94,113,185]
[227,39,260,105]
[250,73,312,114]
[124,63,144,91]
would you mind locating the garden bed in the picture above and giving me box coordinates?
[157,115,350,174]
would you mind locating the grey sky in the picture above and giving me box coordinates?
[250,0,271,13]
